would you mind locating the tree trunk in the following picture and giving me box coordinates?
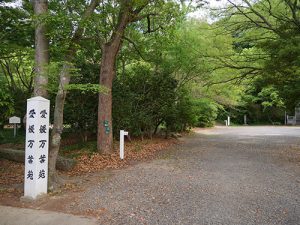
[97,45,116,154]
[33,0,49,98]
[97,6,130,154]
[47,0,100,187]
[48,64,72,186]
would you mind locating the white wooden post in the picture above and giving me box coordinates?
[284,111,287,125]
[227,116,230,126]
[9,116,21,138]
[244,115,247,125]
[120,130,128,160]
[24,96,50,199]
[224,120,228,126]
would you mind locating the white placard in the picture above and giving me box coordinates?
[24,96,50,199]
[9,116,21,124]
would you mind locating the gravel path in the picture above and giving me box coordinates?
[70,126,300,225]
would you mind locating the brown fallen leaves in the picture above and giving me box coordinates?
[0,159,24,185]
[0,137,178,189]
[67,137,179,176]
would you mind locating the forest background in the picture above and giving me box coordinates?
[0,0,299,183]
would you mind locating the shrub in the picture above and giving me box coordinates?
[194,98,220,127]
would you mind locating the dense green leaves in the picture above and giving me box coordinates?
[2,0,299,137]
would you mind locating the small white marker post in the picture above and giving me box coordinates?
[120,130,128,160]
[227,116,230,126]
[284,111,287,125]
[24,96,50,200]
[244,115,247,125]
[9,116,21,138]
[224,120,228,126]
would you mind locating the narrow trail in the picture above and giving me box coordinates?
[70,126,300,225]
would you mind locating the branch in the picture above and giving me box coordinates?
[243,0,274,29]
[14,64,29,89]
[228,0,280,35]
[204,69,259,86]
[122,36,147,61]
[284,0,300,29]
[71,0,101,45]
[143,15,163,34]
[130,12,158,23]
[215,56,263,71]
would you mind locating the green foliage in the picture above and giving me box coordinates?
[0,83,14,127]
[202,0,300,124]
[258,86,284,112]
[194,98,220,127]
[0,52,34,126]
[0,128,25,145]
[112,62,178,136]
[0,3,34,126]
[112,56,207,137]
[165,89,199,131]
[218,0,300,117]
[65,84,108,94]
[4,0,300,148]
[61,62,100,137]
[0,2,33,58]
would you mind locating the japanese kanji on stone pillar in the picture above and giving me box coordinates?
[24,96,50,199]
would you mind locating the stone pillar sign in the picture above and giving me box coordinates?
[24,96,50,199]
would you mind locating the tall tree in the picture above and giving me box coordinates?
[33,0,49,97]
[97,0,174,153]
[48,0,100,186]
[97,1,134,154]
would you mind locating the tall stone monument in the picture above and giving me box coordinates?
[24,96,50,199]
